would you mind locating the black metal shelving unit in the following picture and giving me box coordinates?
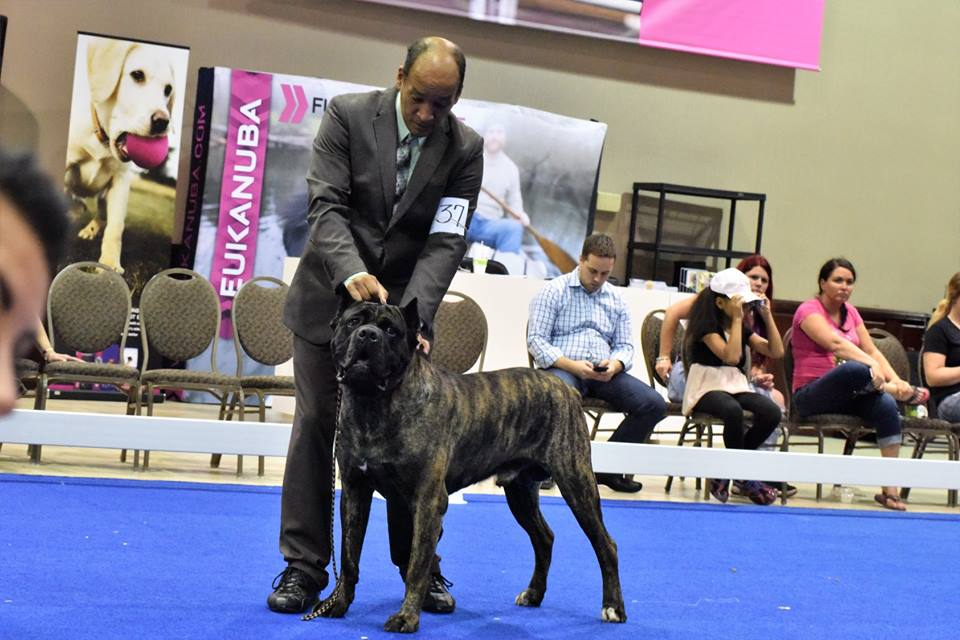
[626,182,766,283]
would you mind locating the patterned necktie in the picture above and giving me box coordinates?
[395,134,412,200]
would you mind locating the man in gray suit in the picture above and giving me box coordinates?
[269,37,483,615]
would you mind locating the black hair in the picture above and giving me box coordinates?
[580,233,616,260]
[682,287,728,369]
[403,37,466,94]
[817,257,856,330]
[0,148,68,274]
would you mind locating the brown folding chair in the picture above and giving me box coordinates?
[431,291,488,374]
[138,268,243,472]
[227,276,295,476]
[31,262,141,463]
[639,309,725,495]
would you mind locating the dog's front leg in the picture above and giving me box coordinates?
[312,473,374,619]
[384,466,449,633]
[98,172,132,273]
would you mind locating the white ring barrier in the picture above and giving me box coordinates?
[2,409,958,492]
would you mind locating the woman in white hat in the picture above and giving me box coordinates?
[681,268,785,505]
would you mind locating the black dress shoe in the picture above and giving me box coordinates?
[596,473,643,494]
[267,566,323,613]
[422,573,456,614]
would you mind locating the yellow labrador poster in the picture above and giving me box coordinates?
[64,32,189,301]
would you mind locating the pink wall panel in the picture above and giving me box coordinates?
[639,0,825,70]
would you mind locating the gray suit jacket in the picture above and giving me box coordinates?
[284,87,484,344]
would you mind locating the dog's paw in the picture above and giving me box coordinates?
[601,605,627,623]
[97,254,124,274]
[514,588,544,607]
[78,219,103,240]
[383,611,419,633]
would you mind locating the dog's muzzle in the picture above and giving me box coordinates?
[337,326,390,391]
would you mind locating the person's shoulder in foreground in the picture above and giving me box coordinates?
[0,148,68,415]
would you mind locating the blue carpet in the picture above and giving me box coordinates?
[2,473,958,639]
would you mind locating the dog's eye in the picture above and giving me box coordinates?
[385,326,398,337]
[346,318,360,328]
[164,84,172,97]
[130,70,146,83]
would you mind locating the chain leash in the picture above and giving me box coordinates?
[302,384,344,621]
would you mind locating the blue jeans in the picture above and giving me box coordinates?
[793,361,901,447]
[937,390,960,422]
[466,216,524,253]
[545,369,666,443]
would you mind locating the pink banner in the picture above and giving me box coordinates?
[639,0,824,71]
[210,69,271,338]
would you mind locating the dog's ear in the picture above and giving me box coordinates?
[401,298,421,339]
[331,290,358,329]
[87,40,136,104]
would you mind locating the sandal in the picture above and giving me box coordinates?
[741,480,777,506]
[874,492,907,511]
[905,386,930,406]
[733,480,797,499]
[710,478,730,503]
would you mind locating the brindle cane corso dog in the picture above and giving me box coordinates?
[313,299,626,633]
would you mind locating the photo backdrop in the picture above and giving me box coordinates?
[57,32,188,391]
[176,66,607,389]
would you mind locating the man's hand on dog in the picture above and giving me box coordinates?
[343,273,430,353]
[345,272,389,305]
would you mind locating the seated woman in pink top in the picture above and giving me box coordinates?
[791,258,927,512]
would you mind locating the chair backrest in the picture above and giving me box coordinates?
[232,276,293,367]
[639,309,683,388]
[47,261,131,354]
[431,291,488,374]
[139,268,220,370]
[868,327,911,381]
[782,327,796,416]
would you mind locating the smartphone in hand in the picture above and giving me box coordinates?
[592,363,608,373]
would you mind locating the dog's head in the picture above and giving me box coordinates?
[86,41,176,163]
[331,298,420,395]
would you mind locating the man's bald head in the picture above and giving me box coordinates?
[402,37,466,95]
[395,37,467,138]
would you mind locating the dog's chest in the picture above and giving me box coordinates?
[69,153,124,194]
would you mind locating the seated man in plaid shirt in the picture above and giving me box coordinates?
[527,233,666,493]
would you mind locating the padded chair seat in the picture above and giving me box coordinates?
[45,361,139,380]
[788,413,864,428]
[901,416,958,433]
[141,369,239,386]
[582,396,613,410]
[240,375,295,390]
[16,359,40,377]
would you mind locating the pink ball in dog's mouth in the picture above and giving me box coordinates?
[122,133,169,169]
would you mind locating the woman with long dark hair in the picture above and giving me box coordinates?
[681,268,784,505]
[791,258,925,511]
[922,272,960,422]
[658,255,785,411]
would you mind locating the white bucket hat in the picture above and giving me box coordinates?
[709,268,761,303]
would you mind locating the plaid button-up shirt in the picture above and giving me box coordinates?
[527,269,634,371]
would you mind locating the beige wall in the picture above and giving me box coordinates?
[1,0,957,312]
